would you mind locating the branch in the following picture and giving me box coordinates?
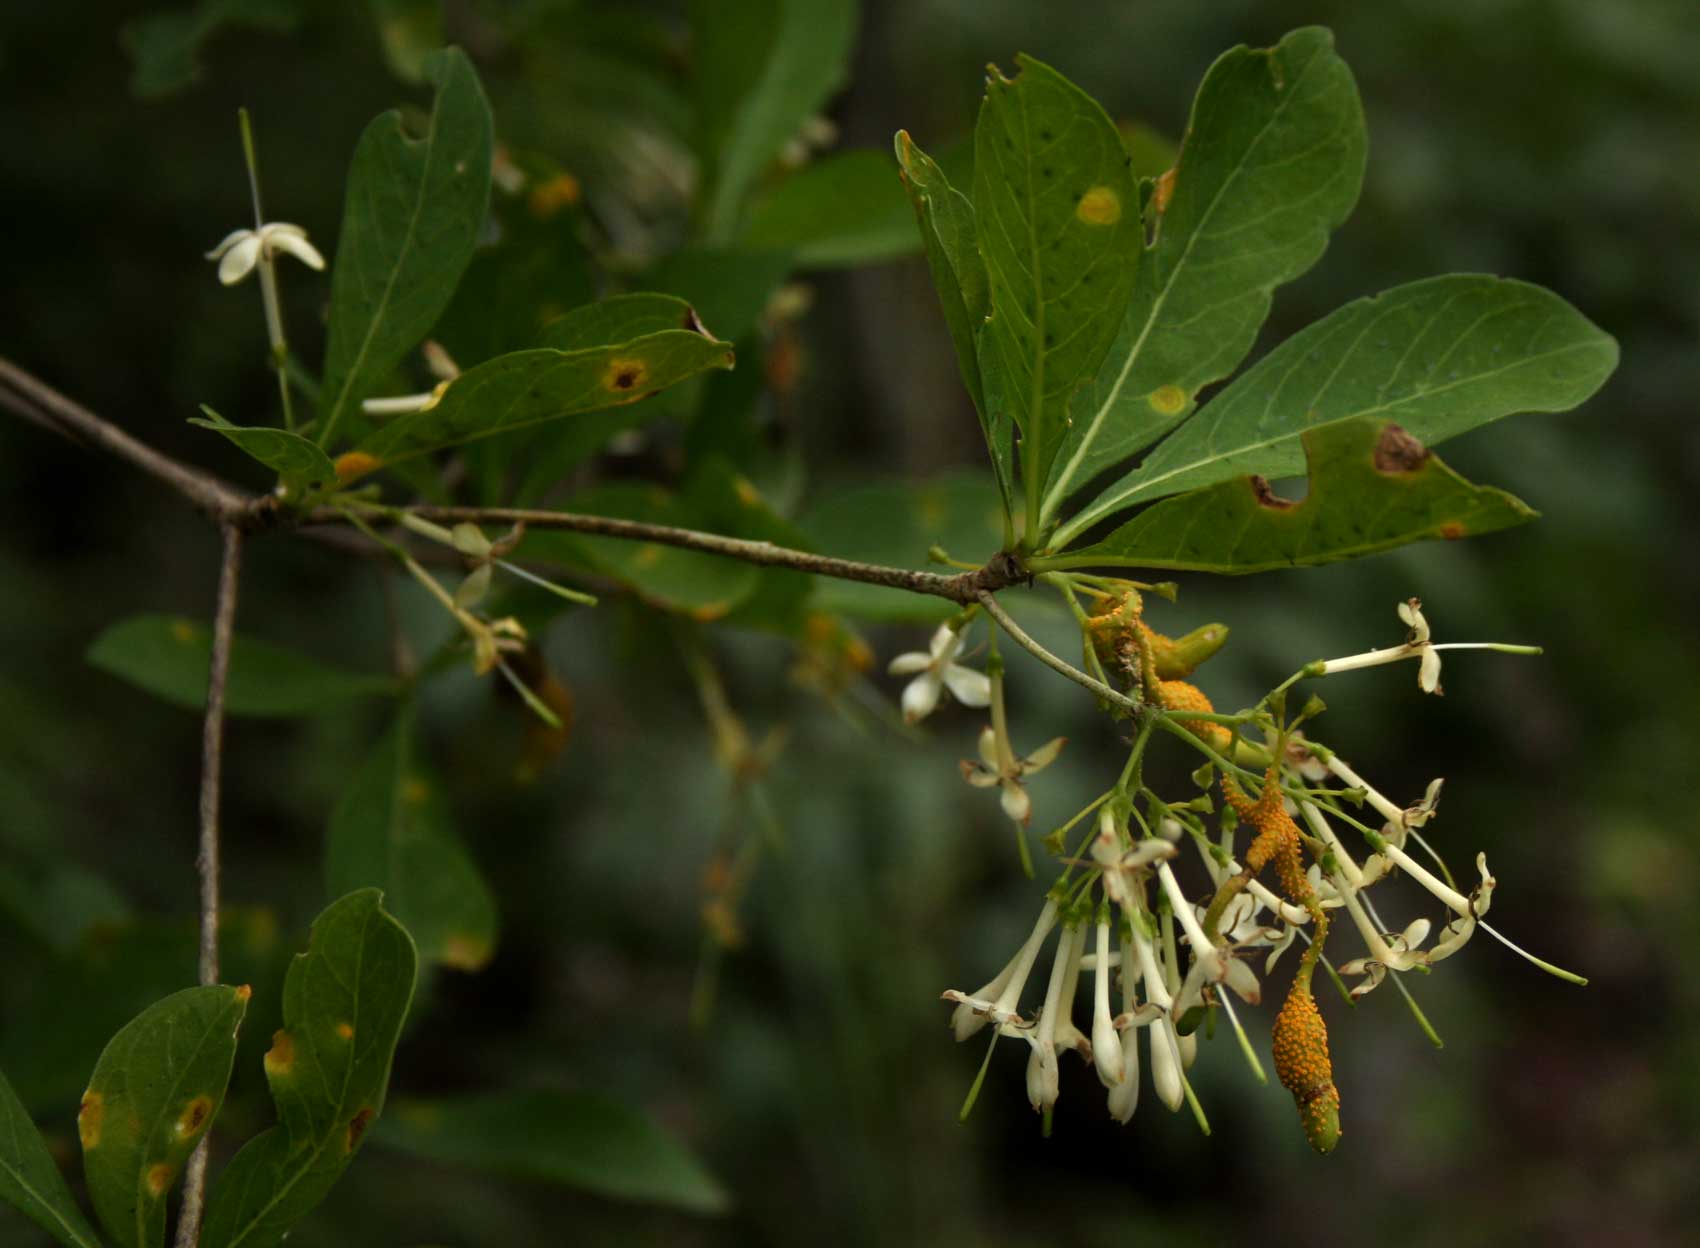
[974,590,1144,716]
[175,523,243,1248]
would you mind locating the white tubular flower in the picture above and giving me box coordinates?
[1429,853,1497,963]
[1158,861,1260,1011]
[1130,918,1185,1112]
[942,898,1059,1039]
[1093,807,1178,907]
[1106,930,1142,1123]
[1318,597,1541,694]
[204,222,325,285]
[1016,918,1088,1114]
[888,623,991,723]
[1339,917,1434,1000]
[1091,914,1126,1089]
[960,724,1065,827]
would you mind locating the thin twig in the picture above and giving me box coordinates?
[175,523,243,1248]
[974,590,1143,716]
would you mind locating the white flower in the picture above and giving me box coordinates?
[1012,918,1090,1115]
[1090,914,1126,1089]
[960,724,1065,827]
[1318,597,1541,695]
[888,624,991,723]
[942,899,1058,1039]
[204,222,325,286]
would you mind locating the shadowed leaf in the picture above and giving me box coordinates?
[81,986,249,1248]
[1049,418,1536,574]
[191,408,340,500]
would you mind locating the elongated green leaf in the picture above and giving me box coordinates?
[82,986,249,1248]
[1043,27,1367,522]
[894,132,1013,525]
[536,293,712,351]
[1048,419,1535,574]
[317,48,493,449]
[191,408,340,500]
[200,891,418,1248]
[520,486,762,619]
[354,332,735,466]
[742,148,921,267]
[694,0,858,239]
[326,712,497,972]
[87,615,398,718]
[973,55,1143,530]
[1054,275,1619,545]
[0,1068,103,1248]
[375,1090,730,1215]
[797,473,1006,623]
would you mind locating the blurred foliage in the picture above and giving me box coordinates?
[0,1,1696,1245]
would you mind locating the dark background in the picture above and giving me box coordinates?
[2,1,1697,1245]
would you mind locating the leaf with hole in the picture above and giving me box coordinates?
[0,1066,103,1248]
[1043,27,1368,523]
[1052,274,1619,545]
[199,890,417,1248]
[375,1090,730,1215]
[87,615,398,718]
[1046,418,1536,574]
[80,985,249,1248]
[316,47,493,449]
[326,711,497,972]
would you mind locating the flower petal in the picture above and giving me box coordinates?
[887,651,931,676]
[267,227,326,270]
[1020,736,1067,775]
[977,723,999,770]
[901,671,943,723]
[1000,780,1032,826]
[204,227,253,260]
[959,760,1001,789]
[927,622,960,661]
[216,233,263,285]
[1418,645,1442,694]
[941,663,991,708]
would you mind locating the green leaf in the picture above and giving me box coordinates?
[536,293,713,351]
[797,473,1006,622]
[1053,275,1620,545]
[317,48,493,449]
[191,408,340,501]
[1046,418,1536,574]
[82,986,249,1248]
[121,0,299,99]
[1042,28,1368,523]
[87,615,398,718]
[894,133,1013,528]
[326,711,497,972]
[368,0,442,83]
[0,1067,103,1248]
[352,329,735,467]
[375,1090,730,1215]
[200,891,418,1248]
[693,0,858,239]
[682,457,817,633]
[646,247,796,344]
[742,149,921,267]
[519,486,762,620]
[972,55,1144,534]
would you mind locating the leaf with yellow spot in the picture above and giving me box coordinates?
[326,708,497,972]
[1044,28,1367,528]
[1044,418,1535,574]
[200,891,417,1248]
[80,984,249,1248]
[0,1066,104,1248]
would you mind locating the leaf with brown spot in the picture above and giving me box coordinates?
[1046,417,1536,574]
[200,891,417,1248]
[80,985,248,1248]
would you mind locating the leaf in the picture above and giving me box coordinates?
[87,615,398,718]
[316,48,493,449]
[200,891,418,1248]
[1042,28,1368,523]
[81,986,249,1248]
[1053,275,1620,544]
[121,0,299,99]
[797,473,1006,622]
[352,329,735,467]
[682,457,817,633]
[191,408,340,501]
[326,711,497,972]
[536,293,713,351]
[972,55,1143,531]
[645,247,796,344]
[894,132,1013,526]
[519,486,763,620]
[0,1067,103,1248]
[693,0,858,240]
[1047,419,1536,574]
[374,1090,730,1215]
[368,0,442,83]
[741,149,922,267]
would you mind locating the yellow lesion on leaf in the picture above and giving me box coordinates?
[603,357,649,395]
[1076,186,1122,226]
[334,451,382,484]
[345,1107,375,1154]
[334,1021,355,1041]
[170,620,198,644]
[78,1091,104,1149]
[263,1029,294,1076]
[1153,166,1177,215]
[401,777,430,806]
[528,172,581,220]
[174,1095,213,1139]
[440,933,492,971]
[144,1162,176,1197]
[1148,384,1187,416]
